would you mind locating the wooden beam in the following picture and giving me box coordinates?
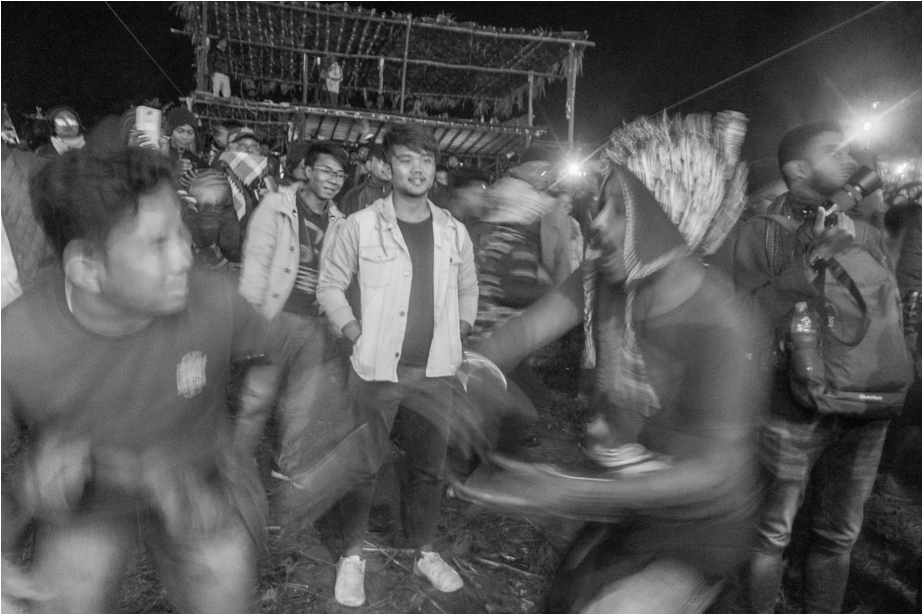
[400,14,412,114]
[566,44,576,146]
[196,1,208,92]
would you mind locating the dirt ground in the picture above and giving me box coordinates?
[112,350,922,614]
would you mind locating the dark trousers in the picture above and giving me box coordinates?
[339,365,452,549]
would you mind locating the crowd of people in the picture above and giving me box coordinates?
[1,99,920,614]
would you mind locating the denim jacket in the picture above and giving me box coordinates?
[239,186,344,320]
[317,194,478,382]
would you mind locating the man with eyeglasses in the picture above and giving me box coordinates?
[238,141,351,530]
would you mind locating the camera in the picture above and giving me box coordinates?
[802,166,882,227]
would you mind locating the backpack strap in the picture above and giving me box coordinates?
[820,257,870,346]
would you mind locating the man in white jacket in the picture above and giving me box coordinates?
[238,142,350,506]
[317,124,478,607]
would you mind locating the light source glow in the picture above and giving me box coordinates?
[861,121,873,132]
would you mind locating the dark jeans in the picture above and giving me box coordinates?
[747,410,888,614]
[339,365,452,549]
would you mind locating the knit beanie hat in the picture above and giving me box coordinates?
[167,107,198,134]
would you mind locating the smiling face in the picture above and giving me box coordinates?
[98,181,192,317]
[590,175,628,284]
[170,124,196,151]
[802,131,859,198]
[388,144,435,199]
[305,153,346,201]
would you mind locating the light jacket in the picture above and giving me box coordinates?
[239,186,345,320]
[317,194,478,382]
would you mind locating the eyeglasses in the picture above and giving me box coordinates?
[310,165,347,181]
[54,117,78,127]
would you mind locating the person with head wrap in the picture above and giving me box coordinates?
[35,107,85,158]
[458,112,764,614]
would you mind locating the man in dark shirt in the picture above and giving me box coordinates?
[1,146,286,613]
[317,124,478,607]
[339,143,391,216]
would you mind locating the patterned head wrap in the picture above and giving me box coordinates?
[583,111,748,416]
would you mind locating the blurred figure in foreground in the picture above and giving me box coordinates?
[459,112,762,614]
[1,145,291,614]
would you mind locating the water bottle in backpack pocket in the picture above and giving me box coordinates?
[782,242,913,419]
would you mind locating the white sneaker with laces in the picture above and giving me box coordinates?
[414,551,464,592]
[334,555,366,607]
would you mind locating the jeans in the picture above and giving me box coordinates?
[339,365,452,549]
[747,411,888,614]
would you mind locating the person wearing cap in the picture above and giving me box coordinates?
[211,127,277,264]
[339,143,391,216]
[35,107,85,158]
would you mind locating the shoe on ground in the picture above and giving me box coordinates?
[334,555,366,607]
[414,551,464,592]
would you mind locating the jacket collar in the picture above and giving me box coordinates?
[371,193,454,230]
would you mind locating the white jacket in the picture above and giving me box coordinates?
[317,195,478,382]
[239,187,344,320]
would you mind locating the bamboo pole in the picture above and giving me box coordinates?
[527,72,534,148]
[301,54,308,104]
[566,43,576,146]
[196,1,208,92]
[400,14,412,114]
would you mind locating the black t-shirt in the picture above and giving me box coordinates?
[396,215,435,367]
[282,196,330,316]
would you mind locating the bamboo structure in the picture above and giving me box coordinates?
[176,1,594,157]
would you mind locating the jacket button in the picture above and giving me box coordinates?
[272,293,279,298]
[395,352,400,358]
[285,268,291,273]
[399,311,406,316]
[290,246,295,251]
[376,256,381,261]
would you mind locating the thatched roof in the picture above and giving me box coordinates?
[175,2,592,119]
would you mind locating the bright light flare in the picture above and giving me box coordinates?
[861,121,874,132]
[567,162,581,175]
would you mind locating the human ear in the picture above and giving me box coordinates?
[781,160,809,184]
[63,240,103,294]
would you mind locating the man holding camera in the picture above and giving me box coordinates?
[733,121,910,614]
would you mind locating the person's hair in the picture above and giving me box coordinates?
[31,146,177,258]
[305,141,349,171]
[382,124,440,165]
[368,143,386,162]
[777,121,843,170]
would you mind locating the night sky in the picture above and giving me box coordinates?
[3,2,921,160]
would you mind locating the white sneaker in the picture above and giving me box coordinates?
[414,551,464,592]
[334,555,366,607]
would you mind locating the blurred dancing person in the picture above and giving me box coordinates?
[459,112,763,614]
[317,124,477,606]
[1,145,289,614]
